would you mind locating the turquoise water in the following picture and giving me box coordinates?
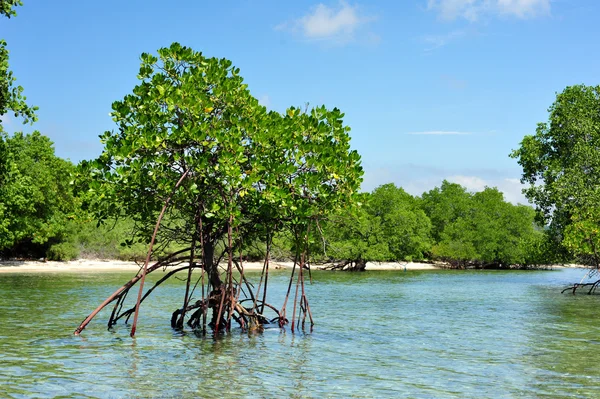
[1,268,600,398]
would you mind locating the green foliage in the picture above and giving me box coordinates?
[322,181,547,268]
[0,0,22,18]
[423,183,542,267]
[70,218,137,260]
[39,215,184,261]
[238,233,295,262]
[520,228,561,266]
[369,184,431,261]
[78,43,363,266]
[421,180,471,243]
[323,185,432,263]
[71,217,174,260]
[0,132,76,256]
[511,85,600,265]
[322,193,391,263]
[0,0,37,123]
[46,241,79,261]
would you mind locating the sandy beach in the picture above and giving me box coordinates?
[0,259,444,273]
[363,261,442,271]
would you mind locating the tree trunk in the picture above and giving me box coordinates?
[202,238,221,289]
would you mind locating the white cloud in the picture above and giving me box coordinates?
[427,0,550,21]
[277,2,376,43]
[448,175,488,191]
[496,177,530,205]
[302,2,360,38]
[427,0,482,21]
[497,0,550,18]
[448,175,530,204]
[360,164,529,205]
[407,130,472,135]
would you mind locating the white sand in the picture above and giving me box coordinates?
[0,259,279,273]
[0,259,143,273]
[311,261,443,271]
[364,261,443,271]
[0,259,443,273]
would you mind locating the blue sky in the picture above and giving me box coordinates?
[2,0,599,204]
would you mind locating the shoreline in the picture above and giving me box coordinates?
[0,259,589,274]
[0,259,445,273]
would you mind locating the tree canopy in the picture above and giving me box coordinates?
[322,184,431,270]
[75,43,363,335]
[0,132,76,256]
[0,0,37,123]
[511,85,600,266]
[421,181,542,268]
[80,43,362,250]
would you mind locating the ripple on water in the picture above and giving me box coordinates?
[1,269,600,398]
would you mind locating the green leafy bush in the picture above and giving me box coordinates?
[47,241,79,261]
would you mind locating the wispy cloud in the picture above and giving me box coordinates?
[497,0,551,18]
[447,175,488,191]
[448,175,529,204]
[407,130,473,135]
[276,1,377,44]
[361,164,529,205]
[427,0,551,21]
[0,113,17,133]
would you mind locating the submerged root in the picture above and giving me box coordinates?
[75,227,315,336]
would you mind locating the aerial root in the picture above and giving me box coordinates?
[75,226,317,336]
[561,279,600,295]
[562,267,600,295]
[74,248,193,335]
[321,259,366,272]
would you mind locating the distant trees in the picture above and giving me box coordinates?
[422,183,543,268]
[0,1,71,258]
[512,85,600,268]
[323,184,431,270]
[369,184,432,261]
[321,180,545,269]
[421,180,471,244]
[0,132,76,257]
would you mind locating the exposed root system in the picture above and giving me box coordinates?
[562,267,600,295]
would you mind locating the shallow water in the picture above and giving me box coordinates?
[1,268,600,398]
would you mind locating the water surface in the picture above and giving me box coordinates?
[1,268,599,398]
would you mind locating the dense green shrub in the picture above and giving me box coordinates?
[46,241,79,261]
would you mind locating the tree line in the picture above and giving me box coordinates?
[0,131,557,269]
[2,1,599,273]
